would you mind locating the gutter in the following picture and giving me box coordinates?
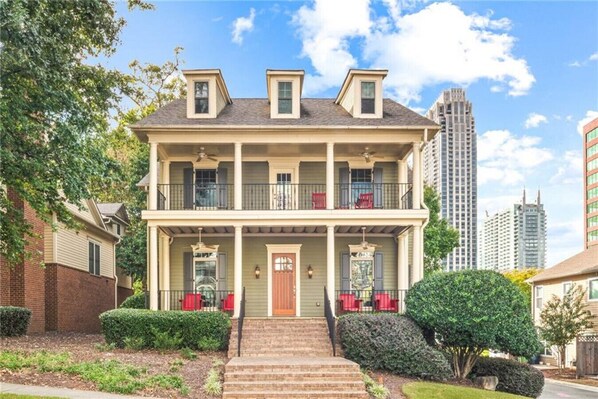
[113,236,121,309]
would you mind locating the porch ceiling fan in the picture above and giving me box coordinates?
[191,228,217,251]
[358,147,384,163]
[359,227,382,250]
[196,147,218,162]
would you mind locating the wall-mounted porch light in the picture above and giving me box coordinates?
[254,265,261,279]
[307,265,313,279]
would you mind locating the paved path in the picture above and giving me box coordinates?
[0,382,161,399]
[540,379,598,399]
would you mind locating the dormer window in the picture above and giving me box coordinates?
[194,82,209,114]
[361,82,375,114]
[266,70,304,119]
[278,82,292,114]
[335,69,387,119]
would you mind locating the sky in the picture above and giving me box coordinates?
[104,0,598,267]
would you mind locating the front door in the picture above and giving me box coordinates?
[272,253,296,316]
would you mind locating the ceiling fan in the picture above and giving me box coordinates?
[359,227,382,249]
[358,147,383,163]
[196,147,218,162]
[191,228,217,252]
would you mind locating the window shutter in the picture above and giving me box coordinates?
[184,252,194,291]
[217,167,228,209]
[183,168,193,210]
[218,253,227,291]
[88,242,94,274]
[374,252,384,290]
[373,167,383,208]
[95,244,100,275]
[339,168,350,208]
[341,252,351,291]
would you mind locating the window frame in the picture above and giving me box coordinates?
[589,278,598,302]
[88,240,100,276]
[194,81,209,114]
[360,81,375,114]
[562,281,573,297]
[278,81,293,115]
[535,285,543,309]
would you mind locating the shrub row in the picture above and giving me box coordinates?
[99,309,230,350]
[0,306,31,337]
[471,357,544,398]
[119,293,147,309]
[338,313,452,381]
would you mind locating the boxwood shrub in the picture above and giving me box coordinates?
[119,292,147,309]
[338,313,452,380]
[0,306,32,337]
[471,357,544,398]
[99,309,230,350]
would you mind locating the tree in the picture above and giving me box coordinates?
[539,285,594,369]
[0,0,151,267]
[503,268,542,308]
[405,270,541,379]
[423,186,460,274]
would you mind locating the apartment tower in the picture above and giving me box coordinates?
[585,117,598,248]
[424,88,477,271]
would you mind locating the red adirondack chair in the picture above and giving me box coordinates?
[374,293,399,312]
[355,192,373,209]
[312,192,326,209]
[180,293,202,311]
[221,294,234,313]
[338,293,362,313]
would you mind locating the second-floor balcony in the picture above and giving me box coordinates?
[157,183,413,211]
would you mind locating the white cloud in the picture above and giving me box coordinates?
[550,150,583,185]
[293,1,535,102]
[477,129,553,186]
[577,110,598,135]
[590,52,598,61]
[547,219,584,266]
[231,8,256,45]
[568,52,598,67]
[568,61,582,67]
[524,112,548,129]
[478,194,521,216]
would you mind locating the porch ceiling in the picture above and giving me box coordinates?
[160,225,410,237]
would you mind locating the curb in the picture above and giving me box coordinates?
[545,378,598,393]
[0,382,162,399]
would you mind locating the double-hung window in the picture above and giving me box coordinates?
[590,278,598,301]
[194,82,209,114]
[88,241,100,276]
[351,169,372,207]
[278,82,292,114]
[562,282,572,297]
[535,286,543,309]
[361,82,375,114]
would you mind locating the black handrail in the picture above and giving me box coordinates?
[324,286,336,356]
[237,287,246,357]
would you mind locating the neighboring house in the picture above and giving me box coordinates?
[130,68,439,317]
[529,245,598,367]
[0,190,128,333]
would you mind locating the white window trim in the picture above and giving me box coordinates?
[186,77,217,119]
[266,244,302,317]
[354,77,383,119]
[562,281,573,297]
[269,77,301,119]
[88,239,101,276]
[535,285,544,309]
[588,277,598,302]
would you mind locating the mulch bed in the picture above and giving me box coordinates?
[0,332,226,398]
[542,368,598,388]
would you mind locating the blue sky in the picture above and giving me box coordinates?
[105,0,598,267]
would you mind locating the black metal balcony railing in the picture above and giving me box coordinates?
[334,183,413,210]
[158,290,234,312]
[335,289,407,314]
[157,184,234,210]
[243,183,327,210]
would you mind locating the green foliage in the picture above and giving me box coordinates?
[471,357,544,398]
[203,367,223,396]
[119,292,147,309]
[362,372,390,399]
[503,268,542,308]
[151,326,184,351]
[402,381,529,399]
[132,279,144,294]
[539,285,594,369]
[180,347,197,360]
[338,314,452,380]
[424,186,460,274]
[0,307,31,337]
[123,336,145,351]
[100,309,230,350]
[198,337,222,352]
[94,342,117,352]
[406,270,541,379]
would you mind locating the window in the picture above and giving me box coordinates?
[194,82,209,114]
[361,82,375,114]
[193,250,219,306]
[563,282,572,296]
[351,168,372,207]
[278,82,292,114]
[195,169,217,208]
[349,250,374,300]
[587,127,598,143]
[588,171,598,186]
[116,224,121,236]
[88,241,100,275]
[590,278,598,301]
[588,143,598,158]
[535,286,543,309]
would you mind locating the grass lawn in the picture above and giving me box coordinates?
[0,395,66,399]
[403,382,528,399]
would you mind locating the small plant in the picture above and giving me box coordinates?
[94,342,117,352]
[0,307,32,337]
[180,347,197,360]
[198,336,221,352]
[123,336,145,351]
[170,358,184,372]
[362,372,390,399]
[151,326,183,351]
[203,367,222,396]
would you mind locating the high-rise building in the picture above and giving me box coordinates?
[584,117,598,249]
[424,88,477,271]
[479,190,547,271]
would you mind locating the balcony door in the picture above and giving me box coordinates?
[272,253,296,316]
[271,170,296,210]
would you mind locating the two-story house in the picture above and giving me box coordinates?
[131,68,439,319]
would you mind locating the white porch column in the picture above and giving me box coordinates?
[161,160,171,210]
[162,234,170,310]
[149,226,159,310]
[412,225,423,284]
[234,143,242,210]
[233,225,243,318]
[326,143,334,210]
[398,159,407,183]
[326,225,335,316]
[412,142,422,210]
[397,232,409,310]
[149,142,158,210]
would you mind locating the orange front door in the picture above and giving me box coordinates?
[272,253,296,316]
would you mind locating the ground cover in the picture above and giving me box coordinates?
[402,382,529,399]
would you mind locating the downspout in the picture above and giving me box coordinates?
[113,236,121,309]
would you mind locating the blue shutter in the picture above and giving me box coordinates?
[340,168,350,208]
[341,252,351,291]
[183,168,193,209]
[184,252,194,292]
[374,252,384,290]
[373,167,383,209]
[217,167,228,209]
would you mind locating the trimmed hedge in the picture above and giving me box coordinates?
[119,292,147,309]
[471,357,544,398]
[0,306,31,337]
[338,313,452,381]
[100,309,230,350]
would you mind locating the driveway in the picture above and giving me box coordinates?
[540,379,598,399]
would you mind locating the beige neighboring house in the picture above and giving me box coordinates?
[529,245,598,367]
[130,68,439,318]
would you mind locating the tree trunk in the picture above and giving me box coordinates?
[560,346,566,369]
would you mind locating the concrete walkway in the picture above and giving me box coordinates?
[540,379,598,399]
[0,382,161,399]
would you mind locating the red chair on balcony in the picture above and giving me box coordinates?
[312,192,326,209]
[221,294,234,313]
[373,293,399,312]
[180,293,202,311]
[355,193,373,209]
[337,293,362,313]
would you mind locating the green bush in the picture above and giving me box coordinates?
[100,309,230,350]
[119,293,147,309]
[198,337,221,352]
[338,314,452,380]
[151,326,183,351]
[0,307,32,337]
[471,357,544,398]
[123,336,145,350]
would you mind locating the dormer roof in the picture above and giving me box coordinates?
[266,69,305,103]
[334,69,388,105]
[182,69,232,105]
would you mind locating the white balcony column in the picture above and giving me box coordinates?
[412,225,423,284]
[161,234,171,310]
[161,160,171,210]
[412,142,422,210]
[233,225,243,318]
[234,143,242,210]
[397,232,409,308]
[149,226,159,310]
[326,225,335,316]
[326,143,334,210]
[397,159,408,209]
[149,142,158,210]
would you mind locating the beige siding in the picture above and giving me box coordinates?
[43,224,55,264]
[116,267,132,288]
[216,87,227,115]
[65,201,96,226]
[340,79,355,115]
[299,162,326,184]
[170,162,189,185]
[55,225,115,278]
[243,162,269,184]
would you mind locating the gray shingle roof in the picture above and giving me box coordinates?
[528,246,598,283]
[131,98,437,128]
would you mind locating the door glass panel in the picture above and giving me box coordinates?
[194,254,218,306]
[275,173,293,209]
[274,256,294,271]
[195,169,217,208]
[351,169,372,207]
